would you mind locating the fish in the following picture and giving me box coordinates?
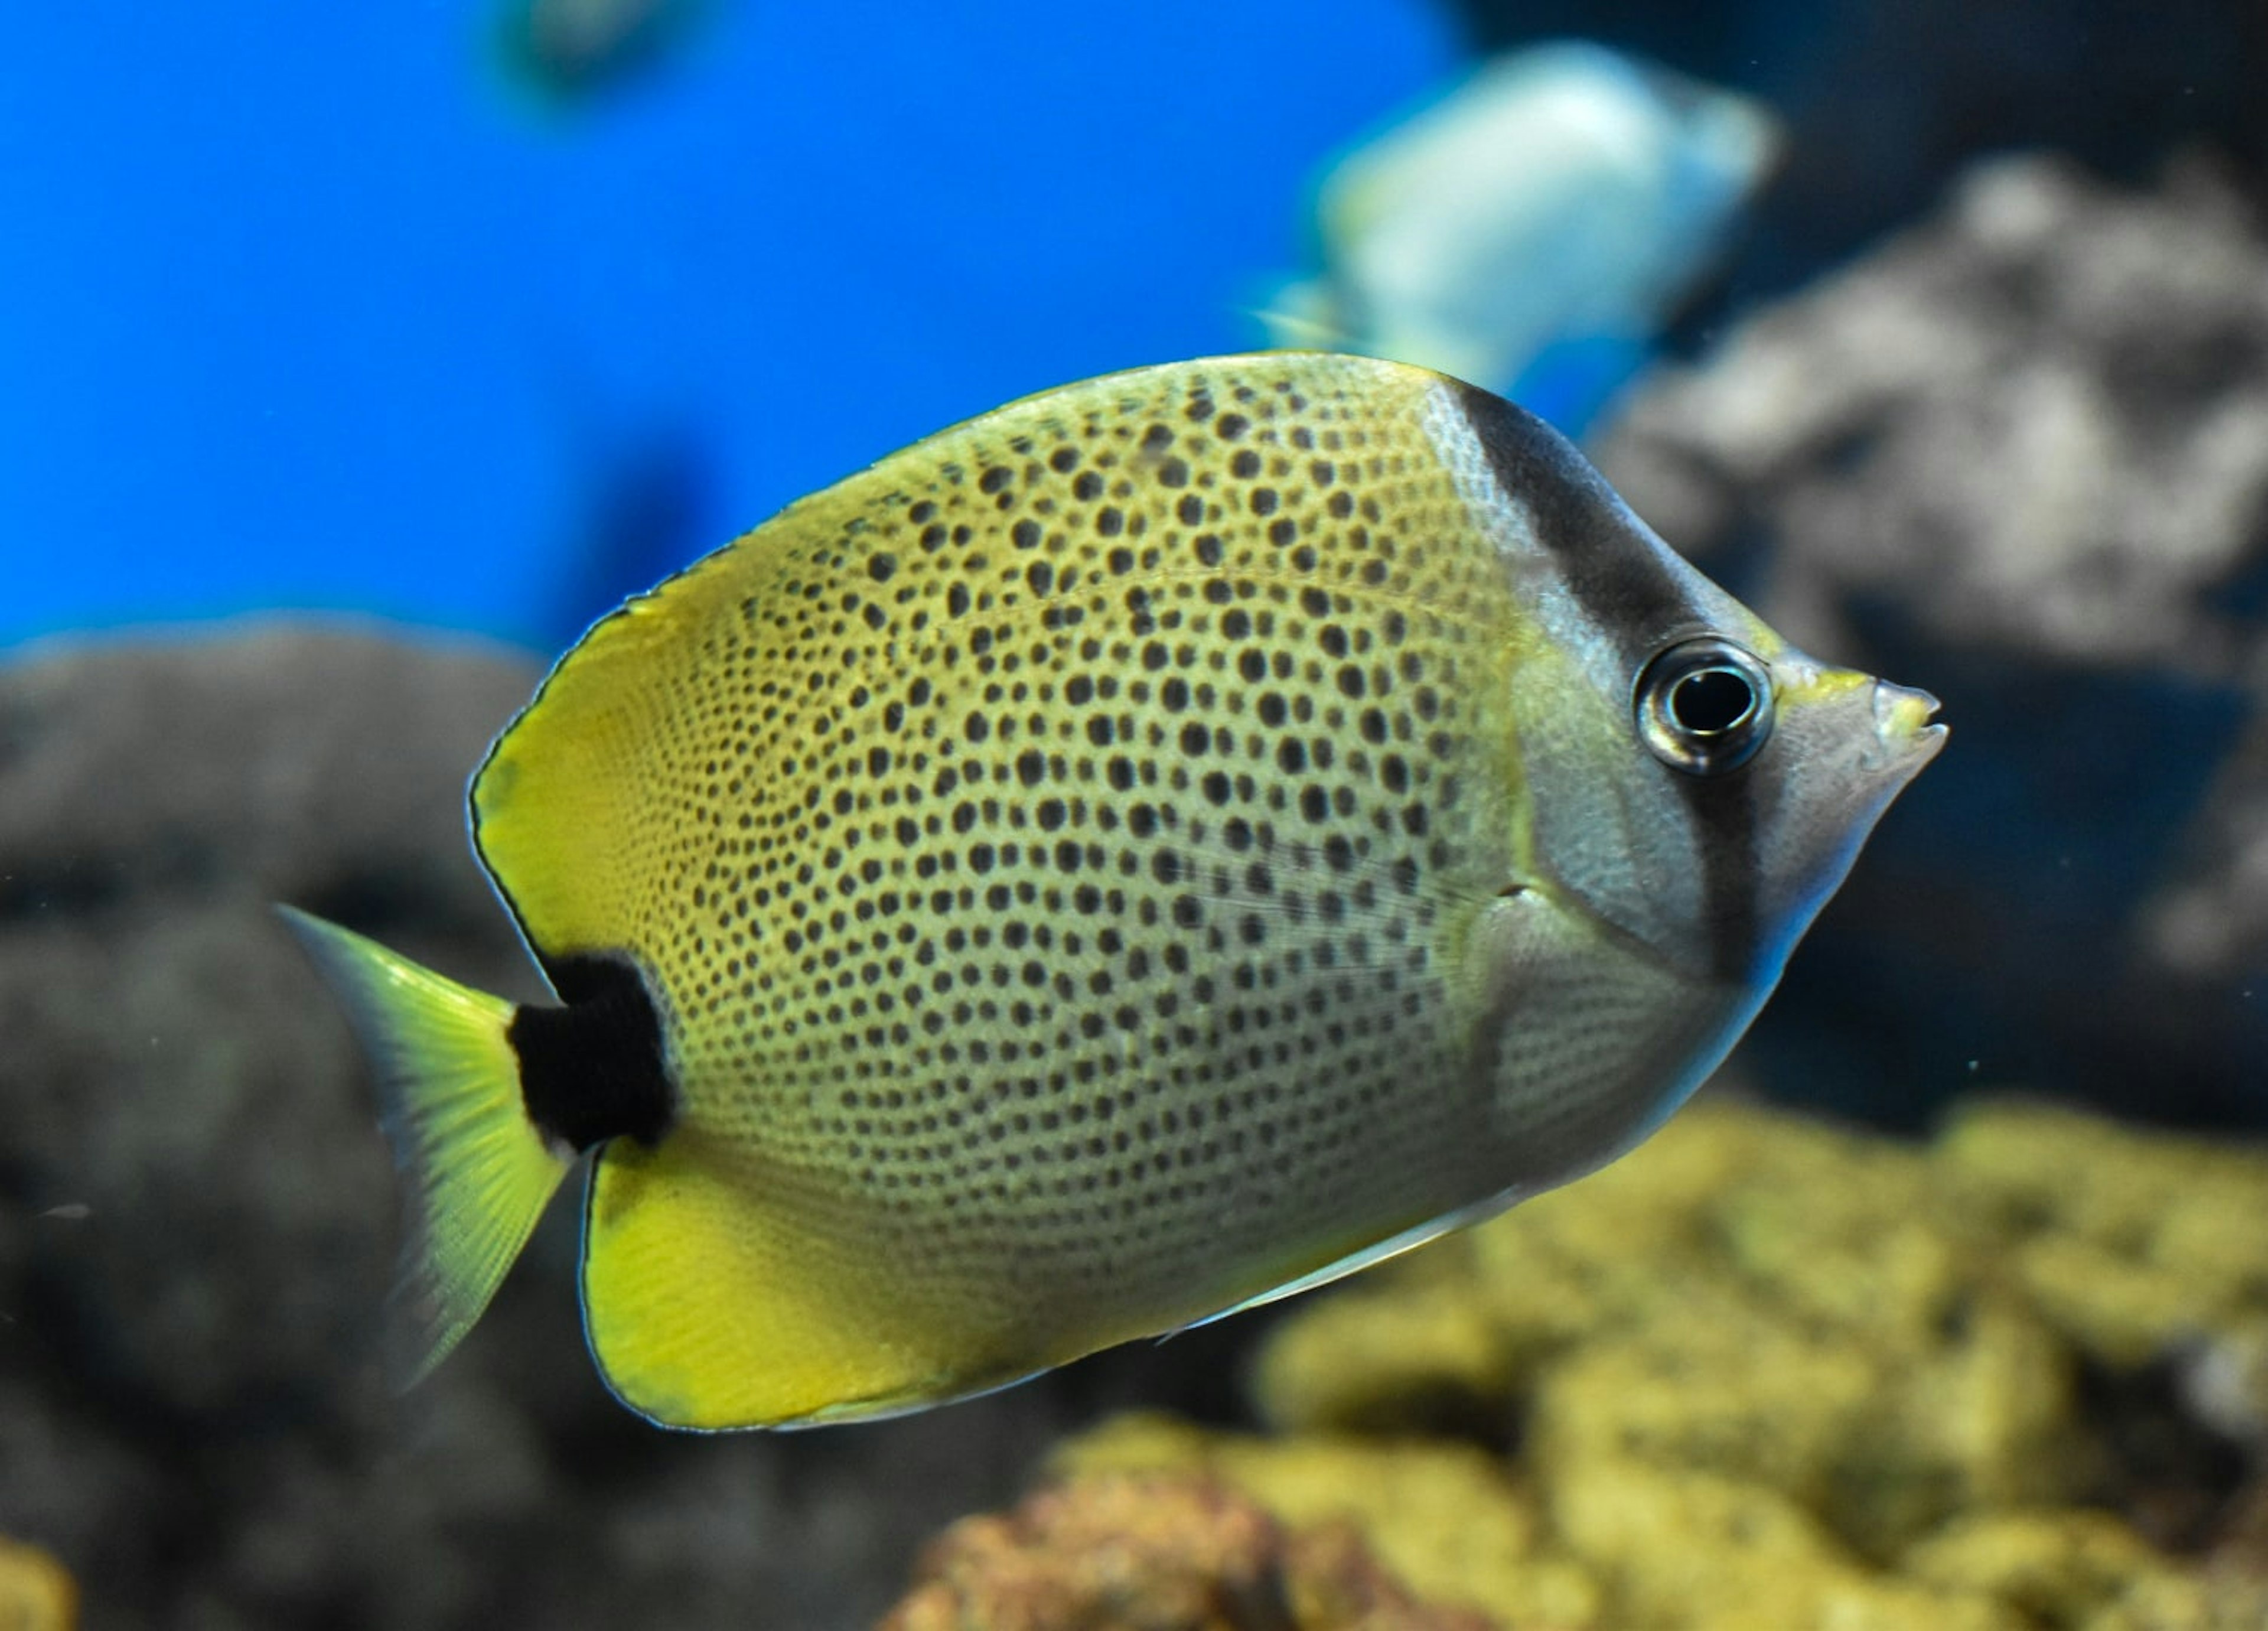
[492,0,711,106]
[1259,42,1784,431]
[281,352,1942,1431]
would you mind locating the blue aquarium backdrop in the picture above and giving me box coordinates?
[2,2,1467,650]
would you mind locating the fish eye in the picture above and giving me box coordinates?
[1634,636,1775,776]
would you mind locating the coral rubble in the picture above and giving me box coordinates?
[882,1472,1497,1631]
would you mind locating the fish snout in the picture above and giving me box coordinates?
[1869,679,1946,768]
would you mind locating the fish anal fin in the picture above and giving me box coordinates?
[579,1139,1016,1430]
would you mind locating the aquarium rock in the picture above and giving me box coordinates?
[0,623,543,1427]
[1592,152,2268,1128]
[1158,1096,2268,1629]
[0,621,1282,1628]
[881,1470,1497,1631]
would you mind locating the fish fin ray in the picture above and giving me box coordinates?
[278,906,569,1386]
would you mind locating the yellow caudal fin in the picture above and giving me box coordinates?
[581,1138,1032,1430]
[278,906,570,1385]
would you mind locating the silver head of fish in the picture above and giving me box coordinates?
[1426,381,1942,1181]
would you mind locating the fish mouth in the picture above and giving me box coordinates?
[1870,679,1947,767]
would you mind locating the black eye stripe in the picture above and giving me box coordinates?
[1448,380,1695,673]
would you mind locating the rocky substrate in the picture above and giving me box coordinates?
[1592,153,2268,1130]
[0,623,1254,1630]
[892,1098,2268,1630]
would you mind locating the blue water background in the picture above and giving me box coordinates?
[1,2,1459,652]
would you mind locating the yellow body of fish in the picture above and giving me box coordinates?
[284,353,1941,1430]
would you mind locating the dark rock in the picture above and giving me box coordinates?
[0,620,1269,1629]
[1593,154,2268,1129]
[1442,0,2268,320]
[0,623,541,1428]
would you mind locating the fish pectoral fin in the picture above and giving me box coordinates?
[578,1140,1011,1430]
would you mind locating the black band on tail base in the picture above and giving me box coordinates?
[509,955,675,1151]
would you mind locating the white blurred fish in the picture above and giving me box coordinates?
[1262,42,1783,424]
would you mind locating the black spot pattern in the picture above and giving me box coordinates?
[477,356,1539,1336]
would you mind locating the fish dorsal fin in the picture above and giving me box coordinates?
[468,352,1461,970]
[469,532,792,963]
[468,411,937,959]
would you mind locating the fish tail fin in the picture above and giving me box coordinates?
[277,905,570,1387]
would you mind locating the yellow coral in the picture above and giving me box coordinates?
[1937,1103,2268,1364]
[1058,1414,1600,1628]
[1548,1456,2023,1631]
[0,1536,75,1631]
[1221,1096,2268,1631]
[2082,1571,2268,1631]
[1902,1510,2175,1625]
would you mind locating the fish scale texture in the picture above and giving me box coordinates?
[477,356,1560,1404]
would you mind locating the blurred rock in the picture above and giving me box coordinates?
[881,1472,1497,1631]
[1443,0,2268,321]
[0,1535,76,1631]
[1592,153,2268,1127]
[1157,1098,2268,1629]
[1602,155,2268,676]
[0,623,541,1431]
[0,621,1259,1630]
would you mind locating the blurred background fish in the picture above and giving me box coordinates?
[493,0,715,108]
[521,366,725,643]
[1259,41,1783,432]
